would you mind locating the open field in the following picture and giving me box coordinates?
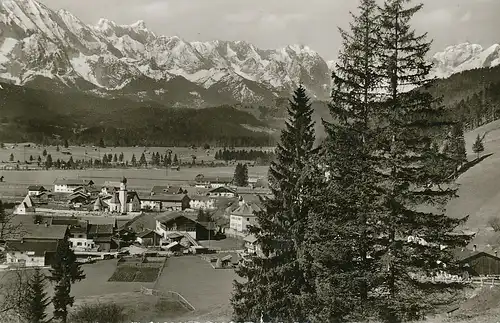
[0,165,269,201]
[0,144,275,165]
[154,255,241,320]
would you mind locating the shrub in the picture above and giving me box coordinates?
[488,216,500,232]
[69,303,128,323]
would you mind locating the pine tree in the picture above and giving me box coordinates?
[21,267,50,323]
[64,139,69,149]
[42,149,47,157]
[443,122,468,175]
[303,1,384,321]
[472,133,485,159]
[173,154,178,165]
[67,156,74,169]
[232,85,316,322]
[45,154,53,169]
[37,155,42,163]
[56,145,60,152]
[242,164,249,186]
[233,163,243,186]
[9,153,14,162]
[119,152,124,162]
[98,138,105,148]
[369,0,472,321]
[113,154,118,163]
[139,153,147,166]
[48,237,85,323]
[29,155,33,162]
[131,154,137,167]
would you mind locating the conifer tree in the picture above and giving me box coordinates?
[232,84,316,322]
[48,237,85,323]
[173,154,178,165]
[139,153,147,166]
[45,154,53,169]
[113,154,118,163]
[369,0,472,321]
[21,267,50,323]
[131,154,137,167]
[472,133,485,159]
[303,1,384,321]
[42,149,47,157]
[64,139,69,149]
[119,152,124,162]
[29,155,33,162]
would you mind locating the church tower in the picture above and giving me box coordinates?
[119,177,127,214]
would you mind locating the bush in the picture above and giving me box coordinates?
[69,303,128,323]
[489,216,500,232]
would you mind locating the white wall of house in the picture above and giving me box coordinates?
[189,199,216,210]
[230,215,257,232]
[210,192,235,198]
[129,197,141,212]
[155,221,196,240]
[54,184,78,193]
[14,204,34,215]
[211,183,227,189]
[245,241,262,255]
[70,238,96,251]
[6,252,45,267]
[141,200,161,211]
[28,190,42,196]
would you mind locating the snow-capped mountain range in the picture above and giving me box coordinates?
[0,0,498,108]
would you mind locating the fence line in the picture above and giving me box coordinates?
[140,286,195,312]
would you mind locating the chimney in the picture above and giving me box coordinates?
[473,244,477,252]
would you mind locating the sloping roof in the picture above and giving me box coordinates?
[5,240,58,256]
[138,229,161,238]
[13,224,68,240]
[189,195,215,202]
[88,224,114,235]
[141,194,189,202]
[156,211,199,224]
[151,186,186,195]
[167,232,184,239]
[127,191,140,203]
[244,234,258,244]
[232,202,263,217]
[453,248,500,262]
[22,195,34,208]
[164,241,180,250]
[83,217,116,227]
[27,185,46,191]
[94,197,107,208]
[54,178,94,186]
[209,186,237,194]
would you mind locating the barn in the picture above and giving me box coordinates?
[455,247,500,277]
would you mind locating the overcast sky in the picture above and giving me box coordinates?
[39,0,499,60]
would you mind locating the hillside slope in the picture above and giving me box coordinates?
[446,119,500,245]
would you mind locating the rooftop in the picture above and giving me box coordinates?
[141,194,189,202]
[151,186,186,195]
[27,185,46,191]
[11,223,68,241]
[54,178,94,186]
[232,202,263,216]
[88,224,114,235]
[5,240,58,256]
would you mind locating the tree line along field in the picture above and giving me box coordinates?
[0,144,276,165]
[0,166,270,201]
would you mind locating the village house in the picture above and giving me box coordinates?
[136,229,162,247]
[5,241,59,267]
[151,185,187,195]
[208,186,237,198]
[455,246,500,277]
[194,174,233,188]
[53,178,94,193]
[189,195,217,210]
[244,234,263,256]
[155,211,216,241]
[4,222,69,267]
[14,195,36,215]
[140,194,191,211]
[101,181,121,195]
[27,185,47,196]
[87,224,116,252]
[229,202,263,233]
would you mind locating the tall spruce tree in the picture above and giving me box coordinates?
[48,237,85,323]
[370,0,472,321]
[232,84,316,322]
[472,133,485,159]
[21,267,51,323]
[303,1,384,321]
